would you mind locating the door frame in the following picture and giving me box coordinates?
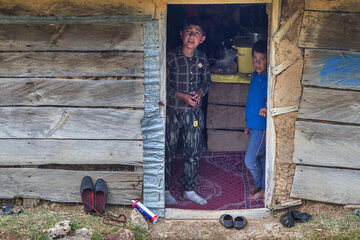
[161,0,280,219]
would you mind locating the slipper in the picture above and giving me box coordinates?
[0,203,23,215]
[95,179,108,214]
[280,211,295,228]
[219,214,233,229]
[80,176,95,212]
[234,216,247,230]
[291,210,311,222]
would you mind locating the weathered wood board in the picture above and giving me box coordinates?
[208,82,249,106]
[207,129,249,152]
[302,49,360,90]
[0,0,155,17]
[291,165,360,204]
[0,107,143,139]
[207,104,246,130]
[293,121,360,169]
[0,78,144,107]
[0,139,143,166]
[0,52,144,77]
[0,168,143,204]
[305,0,360,12]
[0,23,143,51]
[298,87,360,124]
[299,11,360,51]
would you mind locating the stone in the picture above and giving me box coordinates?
[47,220,71,239]
[74,228,92,240]
[22,198,40,208]
[102,229,134,240]
[129,208,148,230]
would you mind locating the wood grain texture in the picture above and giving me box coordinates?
[0,107,143,139]
[305,0,360,12]
[291,165,360,204]
[0,23,144,51]
[298,87,360,124]
[302,49,360,90]
[0,78,144,107]
[208,82,248,106]
[207,129,249,152]
[299,11,360,51]
[0,168,143,204]
[293,121,360,169]
[206,104,246,130]
[0,139,143,166]
[0,52,144,77]
[0,0,155,17]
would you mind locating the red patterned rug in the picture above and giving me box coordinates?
[166,152,264,210]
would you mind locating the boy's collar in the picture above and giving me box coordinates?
[179,45,198,58]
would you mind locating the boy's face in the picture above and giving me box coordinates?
[180,24,206,50]
[252,51,267,75]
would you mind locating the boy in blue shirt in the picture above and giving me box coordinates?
[244,40,267,200]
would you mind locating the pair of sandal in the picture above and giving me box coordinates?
[219,214,247,230]
[80,176,108,214]
[280,210,311,228]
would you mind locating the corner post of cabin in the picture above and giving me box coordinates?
[265,0,281,208]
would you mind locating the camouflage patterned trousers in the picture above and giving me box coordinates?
[165,107,205,191]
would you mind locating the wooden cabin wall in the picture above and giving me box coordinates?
[0,0,167,212]
[290,0,360,204]
[271,0,304,204]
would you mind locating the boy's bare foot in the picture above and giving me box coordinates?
[249,186,261,195]
[248,190,265,200]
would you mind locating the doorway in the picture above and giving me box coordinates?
[165,3,269,211]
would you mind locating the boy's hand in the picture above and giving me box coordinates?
[190,91,202,105]
[176,92,197,106]
[244,126,250,137]
[259,107,267,117]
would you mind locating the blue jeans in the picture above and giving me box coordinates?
[244,129,266,190]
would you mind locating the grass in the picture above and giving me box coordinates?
[294,214,360,240]
[0,201,150,240]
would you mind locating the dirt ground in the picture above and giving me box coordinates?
[149,202,353,240]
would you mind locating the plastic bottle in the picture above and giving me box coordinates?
[132,200,158,223]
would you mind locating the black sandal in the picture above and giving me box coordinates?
[291,210,311,222]
[280,211,295,228]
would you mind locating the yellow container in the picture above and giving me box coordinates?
[232,46,254,74]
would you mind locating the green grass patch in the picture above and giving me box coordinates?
[295,214,360,240]
[0,203,151,240]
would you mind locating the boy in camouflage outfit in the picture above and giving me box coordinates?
[165,18,211,205]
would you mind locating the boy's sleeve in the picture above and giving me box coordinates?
[166,54,177,97]
[198,57,211,96]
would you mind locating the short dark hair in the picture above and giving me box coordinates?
[182,17,206,36]
[252,40,267,55]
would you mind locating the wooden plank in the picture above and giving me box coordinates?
[0,168,142,205]
[0,1,155,17]
[206,104,246,130]
[299,11,360,51]
[208,82,248,106]
[0,139,143,166]
[0,52,144,77]
[0,23,143,51]
[302,49,360,90]
[0,107,143,139]
[265,0,281,209]
[167,0,271,3]
[305,0,360,12]
[293,121,360,169]
[0,78,144,107]
[298,87,360,124]
[291,165,360,204]
[207,129,249,152]
[272,8,302,44]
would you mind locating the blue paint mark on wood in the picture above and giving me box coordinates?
[321,54,360,87]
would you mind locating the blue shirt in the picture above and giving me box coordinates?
[245,71,267,130]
